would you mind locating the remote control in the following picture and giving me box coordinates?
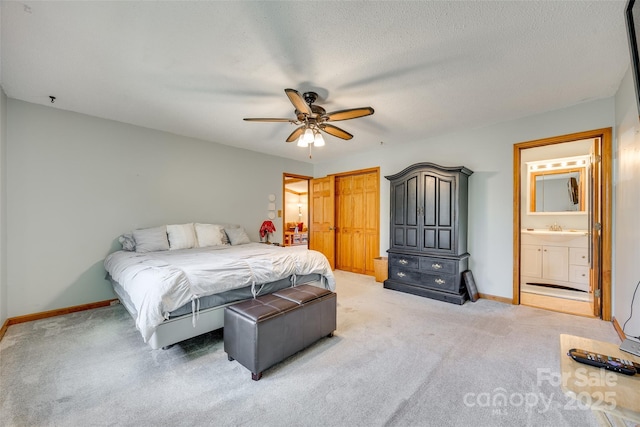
[568,348,639,376]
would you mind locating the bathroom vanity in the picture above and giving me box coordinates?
[520,229,590,293]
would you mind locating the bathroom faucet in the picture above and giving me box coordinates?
[549,222,563,231]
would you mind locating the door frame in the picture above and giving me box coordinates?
[512,128,612,320]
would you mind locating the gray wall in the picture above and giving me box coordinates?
[614,66,640,336]
[0,88,6,325]
[314,98,615,300]
[3,82,639,332]
[5,100,312,317]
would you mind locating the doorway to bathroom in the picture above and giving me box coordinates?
[513,128,612,320]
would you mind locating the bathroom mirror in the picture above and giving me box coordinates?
[526,156,588,214]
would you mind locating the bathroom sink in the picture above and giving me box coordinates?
[521,229,588,242]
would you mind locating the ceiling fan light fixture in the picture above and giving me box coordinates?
[303,127,314,145]
[297,134,309,147]
[313,131,325,147]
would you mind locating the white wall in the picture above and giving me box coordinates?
[6,100,313,317]
[315,98,615,300]
[0,88,7,325]
[614,67,640,337]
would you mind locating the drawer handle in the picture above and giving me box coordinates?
[431,263,442,270]
[399,259,408,265]
[396,272,406,278]
[435,278,445,285]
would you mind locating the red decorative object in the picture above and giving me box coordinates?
[259,220,276,243]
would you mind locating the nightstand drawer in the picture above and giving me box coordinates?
[389,254,419,270]
[419,257,457,274]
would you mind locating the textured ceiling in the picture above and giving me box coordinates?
[0,1,630,163]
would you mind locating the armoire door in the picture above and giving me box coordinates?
[390,172,420,251]
[421,171,455,253]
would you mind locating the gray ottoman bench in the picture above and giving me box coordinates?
[224,284,336,380]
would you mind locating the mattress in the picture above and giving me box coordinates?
[104,243,335,342]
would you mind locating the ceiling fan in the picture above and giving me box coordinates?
[243,88,374,145]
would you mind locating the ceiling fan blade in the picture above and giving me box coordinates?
[243,118,297,123]
[285,88,312,115]
[286,126,305,142]
[320,124,353,140]
[325,107,374,122]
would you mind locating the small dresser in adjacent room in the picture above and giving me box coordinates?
[384,162,473,304]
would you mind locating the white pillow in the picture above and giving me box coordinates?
[218,223,239,245]
[225,227,251,245]
[133,226,169,253]
[195,223,226,247]
[119,233,136,251]
[167,223,197,250]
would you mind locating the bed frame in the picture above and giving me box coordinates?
[112,275,326,350]
[147,303,231,350]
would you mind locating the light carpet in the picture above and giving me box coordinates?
[0,270,621,426]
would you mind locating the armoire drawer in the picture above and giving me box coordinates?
[420,273,459,293]
[389,254,420,270]
[419,257,457,274]
[389,267,422,285]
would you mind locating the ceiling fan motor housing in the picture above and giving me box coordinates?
[303,91,319,105]
[296,92,326,119]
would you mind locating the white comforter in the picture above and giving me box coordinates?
[104,243,335,341]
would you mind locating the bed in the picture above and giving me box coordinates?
[104,223,335,349]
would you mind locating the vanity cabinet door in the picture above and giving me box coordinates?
[542,246,569,282]
[521,245,542,278]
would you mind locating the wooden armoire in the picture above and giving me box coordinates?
[384,162,473,304]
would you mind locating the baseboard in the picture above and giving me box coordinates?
[0,318,9,342]
[0,299,118,342]
[612,317,626,341]
[477,293,512,304]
